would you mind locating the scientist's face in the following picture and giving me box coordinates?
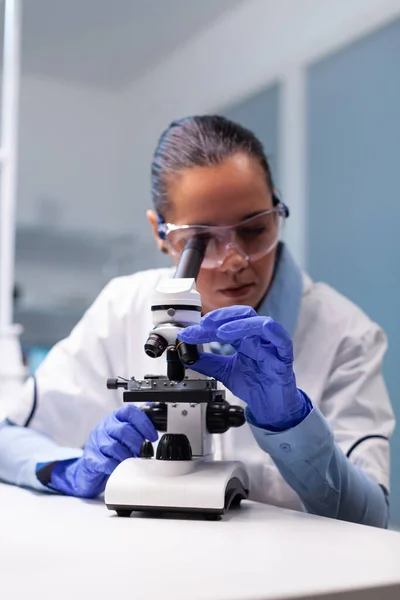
[147,153,277,314]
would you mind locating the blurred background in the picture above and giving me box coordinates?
[3,0,400,523]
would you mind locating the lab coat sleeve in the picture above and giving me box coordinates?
[316,323,394,495]
[4,278,126,450]
[247,406,389,528]
[0,420,82,492]
[247,322,394,528]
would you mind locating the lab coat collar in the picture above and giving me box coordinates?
[257,242,303,338]
[210,243,303,356]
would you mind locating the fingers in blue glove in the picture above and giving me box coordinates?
[178,305,257,344]
[88,428,130,475]
[218,316,293,363]
[184,352,231,385]
[178,305,293,364]
[105,419,153,457]
[114,404,158,442]
[176,306,307,433]
[49,405,159,498]
[85,405,158,476]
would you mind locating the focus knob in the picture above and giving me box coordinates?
[228,405,246,428]
[140,441,154,459]
[141,402,167,431]
[156,433,192,461]
[206,401,245,434]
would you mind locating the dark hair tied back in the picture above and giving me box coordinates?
[151,115,277,219]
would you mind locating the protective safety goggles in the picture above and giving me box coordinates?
[157,202,289,269]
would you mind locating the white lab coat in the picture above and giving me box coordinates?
[7,267,395,512]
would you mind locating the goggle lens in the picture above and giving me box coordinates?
[162,207,286,269]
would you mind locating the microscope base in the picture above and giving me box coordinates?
[105,458,249,519]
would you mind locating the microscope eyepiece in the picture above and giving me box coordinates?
[144,333,168,359]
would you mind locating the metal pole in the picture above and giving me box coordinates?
[279,66,307,269]
[0,0,21,331]
[0,0,25,415]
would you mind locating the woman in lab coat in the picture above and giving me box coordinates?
[0,116,394,527]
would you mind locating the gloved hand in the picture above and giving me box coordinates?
[48,404,158,498]
[177,305,312,431]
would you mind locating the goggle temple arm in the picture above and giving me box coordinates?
[156,213,166,240]
[273,193,290,218]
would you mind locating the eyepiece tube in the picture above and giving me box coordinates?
[173,236,207,280]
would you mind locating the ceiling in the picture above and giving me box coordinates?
[1,0,243,91]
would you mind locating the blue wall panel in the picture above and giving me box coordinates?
[221,84,280,185]
[307,20,400,525]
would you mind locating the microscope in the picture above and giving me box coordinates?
[104,237,249,519]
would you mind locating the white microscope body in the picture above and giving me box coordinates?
[105,238,249,518]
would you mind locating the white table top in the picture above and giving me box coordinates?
[1,483,400,600]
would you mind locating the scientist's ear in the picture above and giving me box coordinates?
[146,209,168,254]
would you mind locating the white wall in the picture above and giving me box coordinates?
[18,0,400,254]
[12,0,400,310]
[118,0,400,266]
[13,75,140,311]
[12,72,169,313]
[16,75,123,234]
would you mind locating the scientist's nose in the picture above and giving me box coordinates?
[218,243,249,273]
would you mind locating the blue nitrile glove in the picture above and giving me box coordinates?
[177,305,312,431]
[48,404,158,498]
